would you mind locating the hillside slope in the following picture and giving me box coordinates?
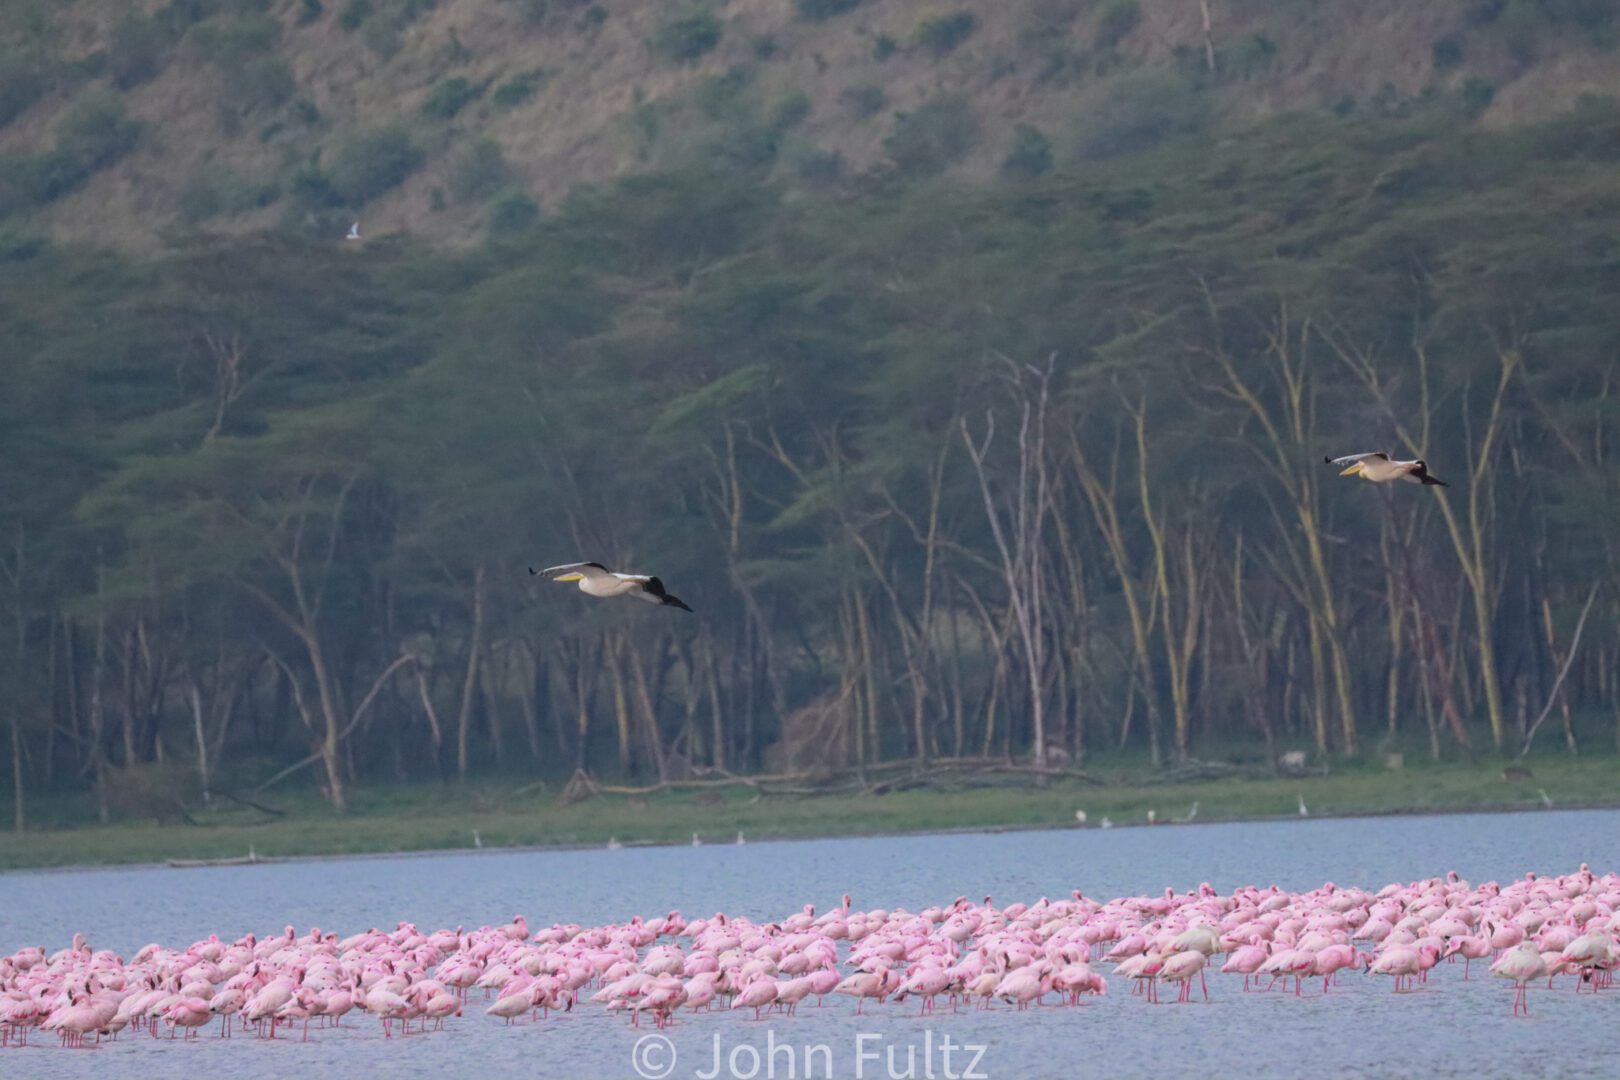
[1,0,1616,248]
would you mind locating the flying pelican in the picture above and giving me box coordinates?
[529,562,693,612]
[1325,452,1448,487]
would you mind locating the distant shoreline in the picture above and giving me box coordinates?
[9,793,1618,877]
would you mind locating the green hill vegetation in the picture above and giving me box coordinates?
[1,0,1618,245]
[2,1,1619,834]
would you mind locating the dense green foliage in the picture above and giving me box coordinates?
[650,12,723,63]
[3,96,1620,826]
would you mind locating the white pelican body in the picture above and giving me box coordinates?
[530,562,693,612]
[1326,452,1447,487]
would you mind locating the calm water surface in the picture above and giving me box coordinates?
[4,810,1619,1080]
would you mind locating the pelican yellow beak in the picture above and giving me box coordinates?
[1339,463,1364,476]
[554,572,584,582]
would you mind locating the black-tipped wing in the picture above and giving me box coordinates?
[530,561,612,577]
[625,575,694,613]
[1409,461,1448,487]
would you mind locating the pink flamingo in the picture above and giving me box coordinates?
[1491,943,1547,1016]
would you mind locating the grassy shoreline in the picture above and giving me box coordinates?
[4,758,1617,873]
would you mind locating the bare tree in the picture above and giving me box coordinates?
[960,353,1059,769]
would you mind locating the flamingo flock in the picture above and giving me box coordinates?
[3,864,1615,1050]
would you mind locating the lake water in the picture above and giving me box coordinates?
[4,810,1619,1080]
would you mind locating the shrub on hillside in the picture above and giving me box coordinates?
[422,76,482,119]
[1002,123,1053,177]
[651,12,723,62]
[339,0,373,30]
[361,17,402,57]
[177,171,225,223]
[696,67,753,120]
[1432,35,1465,69]
[492,68,549,110]
[912,11,976,56]
[769,91,812,130]
[1094,0,1140,48]
[55,90,143,172]
[513,0,596,24]
[883,94,977,176]
[188,14,280,62]
[1226,33,1277,77]
[0,52,51,128]
[0,224,46,260]
[226,55,295,110]
[1025,0,1085,34]
[487,187,539,236]
[289,161,341,209]
[450,138,511,203]
[785,142,842,183]
[1462,75,1496,114]
[108,14,173,89]
[841,83,886,119]
[794,0,862,20]
[0,151,87,212]
[328,124,422,202]
[1076,71,1206,158]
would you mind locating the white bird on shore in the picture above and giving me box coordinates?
[1326,451,1448,487]
[1537,789,1554,808]
[606,836,623,850]
[1146,809,1156,825]
[735,831,746,845]
[473,829,482,849]
[1100,816,1113,829]
[530,562,693,612]
[1074,809,1087,825]
[691,832,702,847]
[1297,793,1309,817]
[346,221,361,240]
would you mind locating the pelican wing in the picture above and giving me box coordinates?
[623,574,694,613]
[613,574,663,604]
[1324,452,1390,467]
[1405,460,1449,487]
[626,582,663,605]
[530,561,612,578]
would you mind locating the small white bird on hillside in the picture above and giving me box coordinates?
[1325,451,1448,487]
[346,221,361,240]
[531,562,693,612]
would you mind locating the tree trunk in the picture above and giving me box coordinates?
[456,563,486,783]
